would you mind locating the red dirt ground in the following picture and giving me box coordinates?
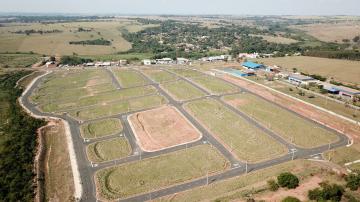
[128,105,202,152]
[221,75,360,142]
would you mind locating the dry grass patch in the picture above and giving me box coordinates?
[80,118,123,139]
[142,69,177,83]
[161,80,206,101]
[191,76,239,95]
[112,69,150,88]
[96,144,229,200]
[87,137,131,163]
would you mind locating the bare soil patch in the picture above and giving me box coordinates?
[128,105,202,152]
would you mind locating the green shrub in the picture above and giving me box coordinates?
[267,179,279,191]
[345,170,360,191]
[282,196,300,202]
[308,183,344,202]
[277,172,299,189]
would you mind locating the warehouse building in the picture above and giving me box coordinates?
[288,74,317,86]
[242,61,265,70]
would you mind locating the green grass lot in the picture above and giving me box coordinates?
[248,77,360,122]
[223,93,339,148]
[0,20,158,55]
[142,69,177,83]
[96,145,229,200]
[191,76,238,95]
[155,160,327,202]
[69,94,167,121]
[185,98,287,163]
[0,53,40,68]
[112,69,150,88]
[87,137,131,163]
[80,118,123,139]
[161,80,206,101]
[169,68,205,78]
[39,85,157,112]
[324,143,360,165]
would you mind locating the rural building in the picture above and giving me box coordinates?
[45,61,56,68]
[333,86,360,100]
[239,53,259,59]
[156,58,173,64]
[242,61,265,70]
[85,62,95,67]
[288,74,317,86]
[223,68,255,77]
[143,59,152,66]
[176,58,190,65]
[265,65,281,73]
[119,60,128,65]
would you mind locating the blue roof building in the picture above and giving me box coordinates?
[242,61,264,70]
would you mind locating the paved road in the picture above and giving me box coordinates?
[21,67,350,202]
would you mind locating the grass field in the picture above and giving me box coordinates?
[43,122,74,202]
[257,56,360,84]
[80,118,123,139]
[185,98,287,162]
[223,93,339,148]
[161,80,206,101]
[112,69,150,88]
[142,69,177,83]
[169,68,205,78]
[85,52,154,61]
[251,34,299,44]
[191,76,239,95]
[96,145,229,200]
[324,143,360,165]
[69,94,167,121]
[0,53,40,68]
[0,20,157,55]
[87,137,131,163]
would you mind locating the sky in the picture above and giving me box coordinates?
[0,0,359,16]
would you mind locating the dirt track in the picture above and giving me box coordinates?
[128,106,202,152]
[222,75,360,141]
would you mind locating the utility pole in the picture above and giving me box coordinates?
[206,171,209,185]
[245,161,248,173]
[291,150,295,161]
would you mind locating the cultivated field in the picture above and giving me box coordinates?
[191,76,239,95]
[258,56,360,84]
[69,94,167,121]
[251,34,299,44]
[223,93,339,148]
[142,69,177,83]
[161,80,206,101]
[0,20,158,55]
[80,118,123,139]
[112,69,150,88]
[128,106,202,152]
[185,98,287,162]
[95,145,229,200]
[87,137,131,163]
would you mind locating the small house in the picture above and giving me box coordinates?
[288,74,317,86]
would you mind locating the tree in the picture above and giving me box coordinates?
[282,196,300,202]
[308,183,344,202]
[345,170,360,191]
[353,36,360,43]
[49,56,56,62]
[277,172,299,189]
[267,179,279,191]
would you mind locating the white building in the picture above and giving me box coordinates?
[143,59,152,66]
[156,58,173,64]
[238,53,259,59]
[176,58,190,65]
[288,74,318,86]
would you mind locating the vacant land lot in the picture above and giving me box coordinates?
[170,68,205,78]
[96,145,229,200]
[142,69,177,83]
[291,23,360,43]
[251,34,298,44]
[69,94,167,121]
[0,20,157,55]
[80,118,123,139]
[185,98,287,162]
[258,56,360,84]
[128,106,201,152]
[43,122,74,202]
[112,69,150,88]
[223,93,339,148]
[324,143,360,165]
[161,80,206,101]
[191,76,239,95]
[87,137,131,163]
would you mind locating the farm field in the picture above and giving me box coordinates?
[257,56,360,85]
[161,80,206,101]
[128,106,201,152]
[223,93,339,148]
[80,118,123,139]
[142,69,177,83]
[0,20,158,55]
[191,76,239,95]
[95,145,229,200]
[112,69,150,87]
[68,94,167,121]
[185,98,287,163]
[87,137,131,163]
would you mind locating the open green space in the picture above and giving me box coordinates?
[223,93,339,148]
[191,76,238,95]
[80,118,123,139]
[112,69,149,88]
[39,85,157,112]
[142,69,177,83]
[185,98,287,163]
[324,144,360,165]
[169,68,205,78]
[87,137,131,163]
[96,144,229,200]
[161,80,206,101]
[69,94,167,121]
[0,53,40,68]
[85,53,154,61]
